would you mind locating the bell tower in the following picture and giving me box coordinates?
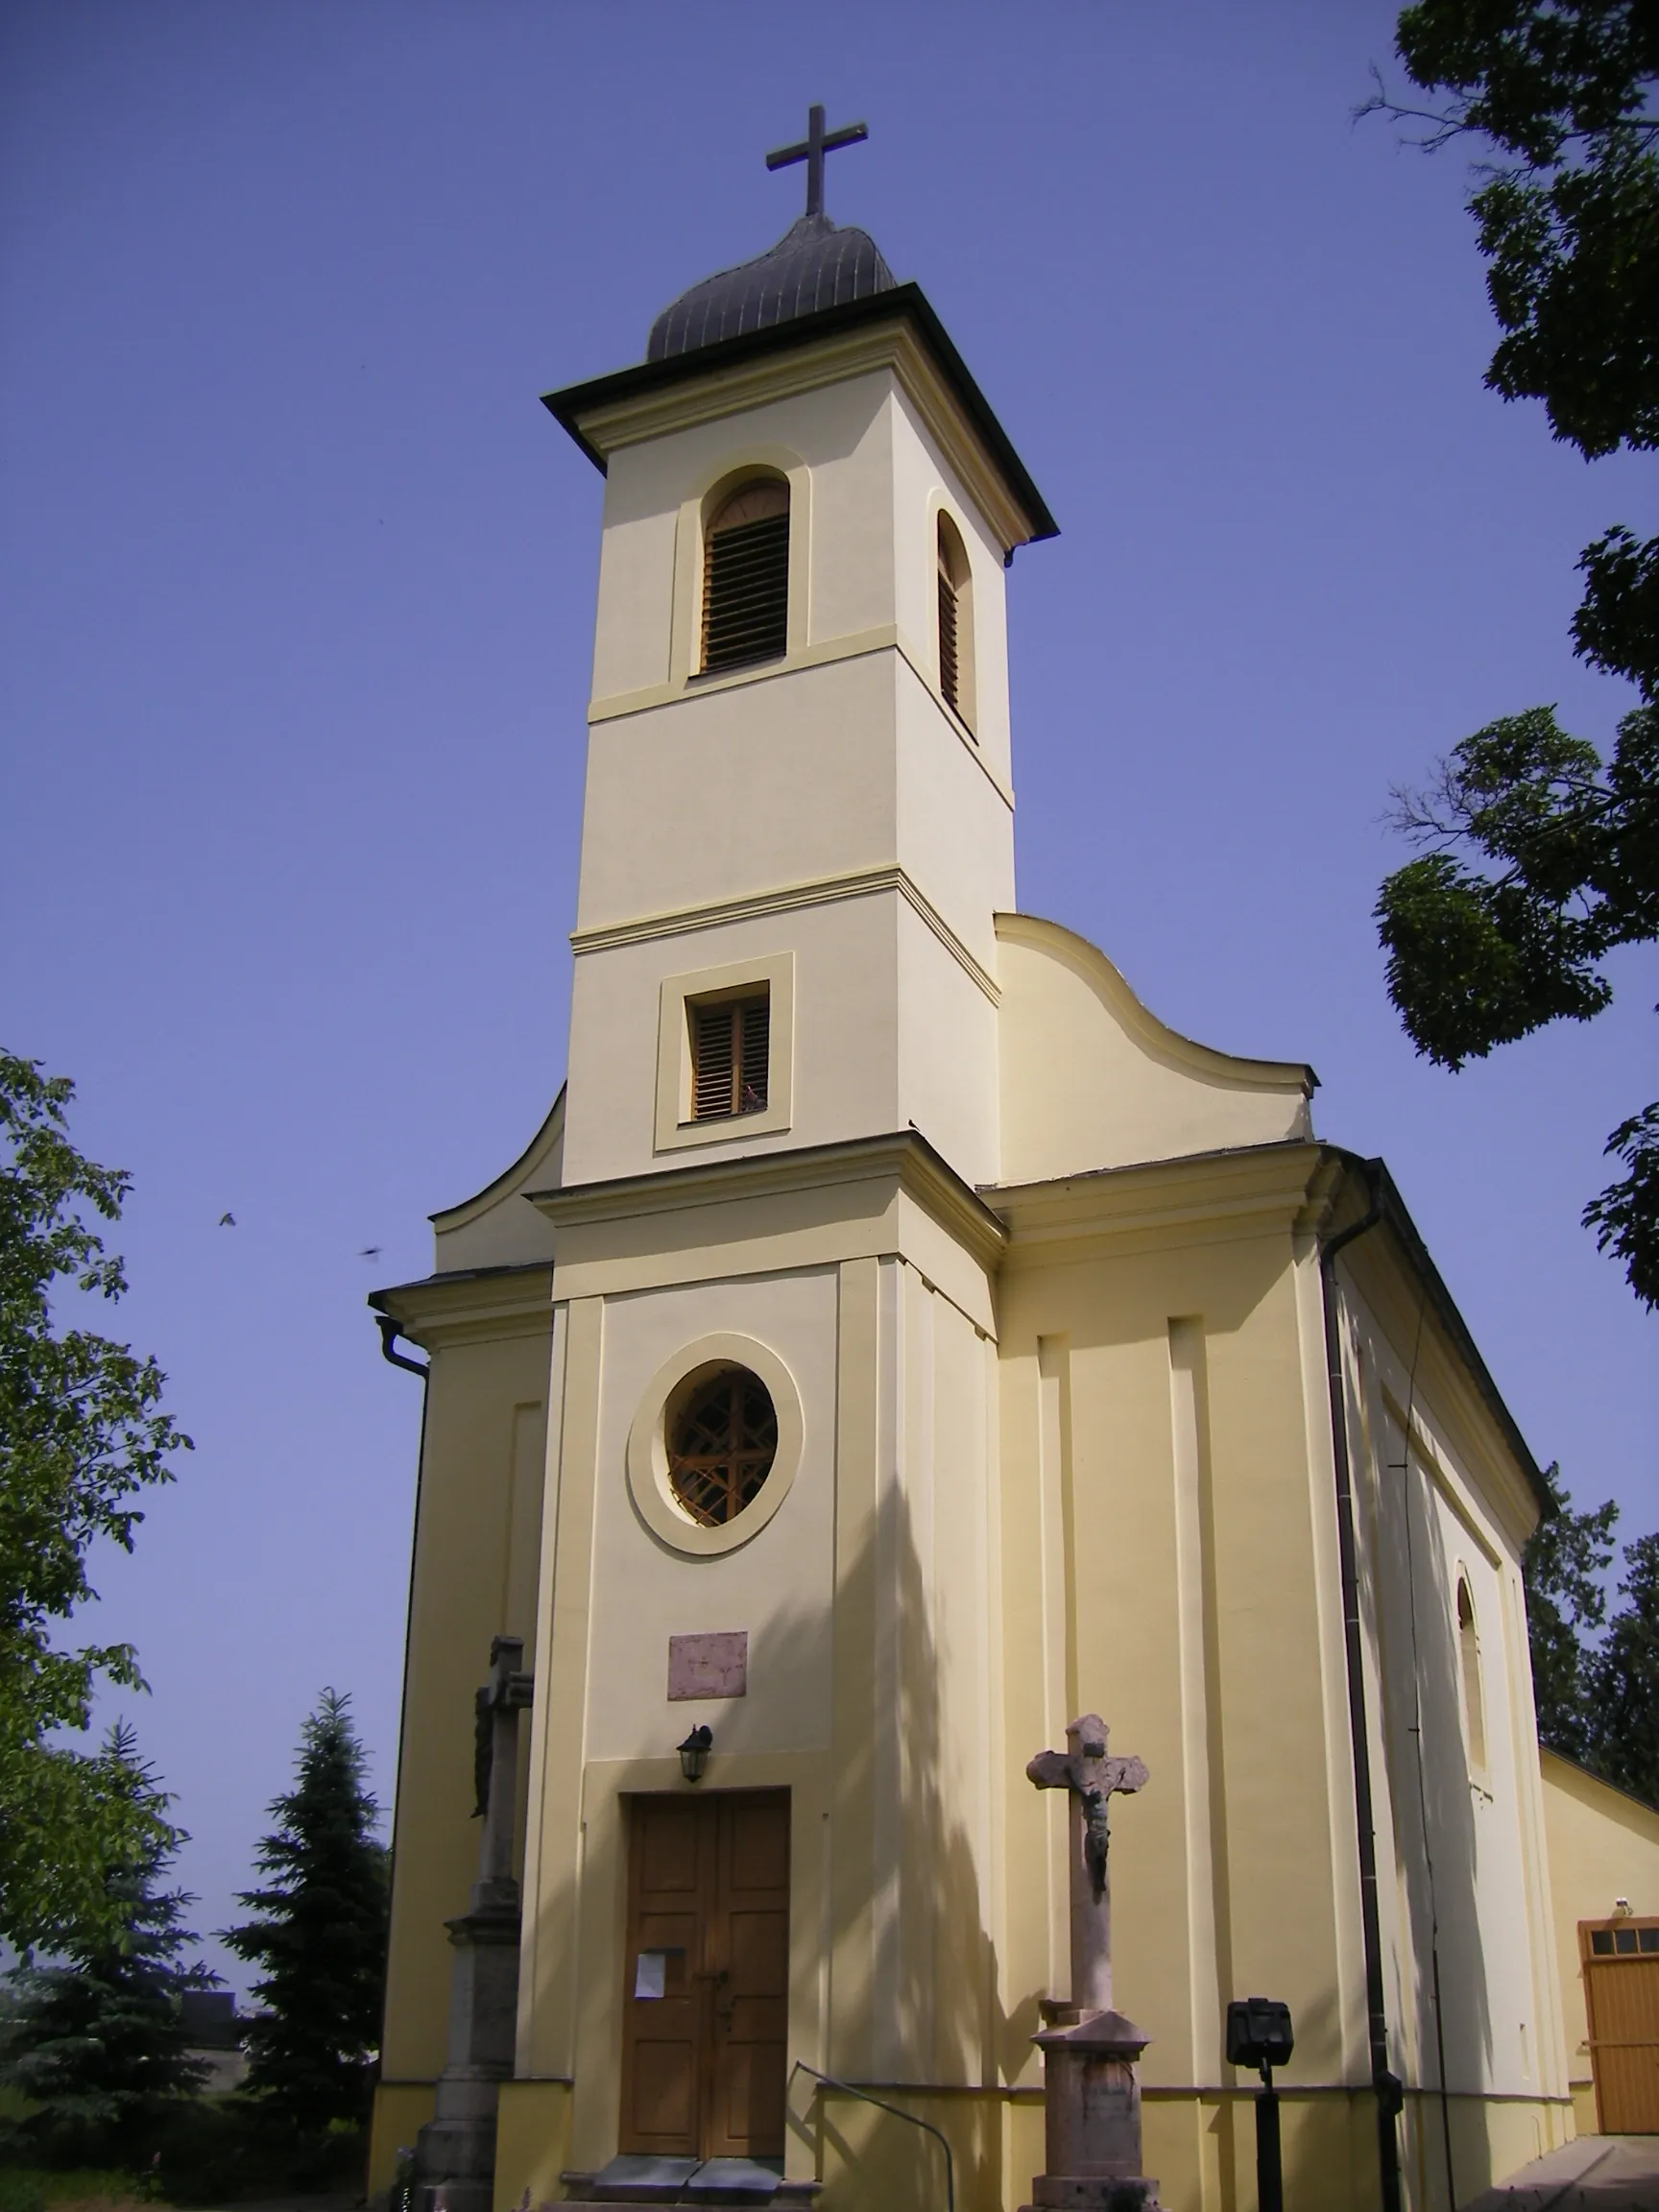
[544,114,1056,1193]
[506,128,1058,2188]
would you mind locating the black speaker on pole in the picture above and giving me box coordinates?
[1227,1998,1295,2212]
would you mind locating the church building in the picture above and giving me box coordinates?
[368,116,1654,2212]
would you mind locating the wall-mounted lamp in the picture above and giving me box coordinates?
[678,1724,712,1783]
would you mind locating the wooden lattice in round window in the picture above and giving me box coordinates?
[666,1365,779,1527]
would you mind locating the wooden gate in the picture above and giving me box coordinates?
[1581,1916,1659,2133]
[618,1790,791,2161]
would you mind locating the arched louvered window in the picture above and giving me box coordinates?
[1456,1576,1487,1773]
[702,478,789,673]
[936,512,974,731]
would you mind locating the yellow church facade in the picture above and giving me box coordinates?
[368,170,1645,2212]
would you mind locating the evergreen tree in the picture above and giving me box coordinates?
[0,1725,212,2160]
[222,1689,389,2130]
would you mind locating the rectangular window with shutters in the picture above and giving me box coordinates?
[690,993,769,1120]
[654,952,793,1153]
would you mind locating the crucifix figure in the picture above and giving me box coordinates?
[1020,1715,1161,2209]
[472,1633,534,1891]
[415,1637,536,2212]
[1027,1713,1148,2017]
[765,103,869,220]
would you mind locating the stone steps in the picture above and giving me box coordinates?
[558,2158,819,2208]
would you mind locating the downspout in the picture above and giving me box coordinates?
[374,1311,431,2091]
[379,1312,431,1380]
[1318,1162,1404,2212]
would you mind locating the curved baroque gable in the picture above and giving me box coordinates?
[430,1084,565,1272]
[995,912,1315,1184]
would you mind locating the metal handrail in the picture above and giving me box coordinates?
[787,2060,955,2212]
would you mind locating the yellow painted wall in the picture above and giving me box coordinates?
[1540,1747,1659,2132]
[378,1290,552,2086]
[994,1146,1367,2112]
[494,2079,574,2212]
[368,2081,435,2198]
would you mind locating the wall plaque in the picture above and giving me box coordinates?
[667,1629,748,1700]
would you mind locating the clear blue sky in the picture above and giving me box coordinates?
[3,2,1652,1994]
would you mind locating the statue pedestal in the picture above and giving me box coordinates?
[1020,2008,1162,2212]
[415,1638,534,2212]
[413,1882,521,2212]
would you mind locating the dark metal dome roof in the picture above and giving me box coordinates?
[647,212,896,362]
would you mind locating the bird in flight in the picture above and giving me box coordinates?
[359,1246,382,1260]
[218,1213,236,1227]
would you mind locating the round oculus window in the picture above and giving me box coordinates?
[665,1363,778,1528]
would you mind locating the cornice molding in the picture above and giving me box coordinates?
[1347,1239,1542,1549]
[986,1141,1328,1263]
[562,319,1041,557]
[370,1262,554,1352]
[588,630,1017,812]
[571,861,1000,1005]
[589,625,896,725]
[530,1129,1008,1274]
[1320,1151,1547,1521]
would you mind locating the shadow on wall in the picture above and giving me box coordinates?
[791,1473,1025,2212]
[1371,1404,1496,2212]
[492,1461,1021,2207]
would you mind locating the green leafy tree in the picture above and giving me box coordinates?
[0,1725,213,2160]
[1521,1467,1658,1807]
[1362,3,1659,1302]
[1584,1530,1659,1805]
[1376,703,1658,1301]
[1521,1460,1619,1757]
[0,1053,192,1953]
[222,1690,389,2131]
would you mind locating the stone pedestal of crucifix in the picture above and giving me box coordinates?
[414,1636,533,2212]
[1020,1715,1162,2212]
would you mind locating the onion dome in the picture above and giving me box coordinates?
[647,212,896,362]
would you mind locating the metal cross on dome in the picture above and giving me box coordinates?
[766,103,869,220]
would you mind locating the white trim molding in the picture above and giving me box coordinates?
[654,950,796,1154]
[577,864,999,1007]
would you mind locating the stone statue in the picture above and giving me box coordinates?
[1026,1716,1148,2017]
[415,1637,533,2212]
[1021,1714,1162,2212]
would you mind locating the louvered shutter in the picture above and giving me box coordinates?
[690,993,769,1119]
[692,1001,736,1119]
[938,565,960,713]
[738,996,769,1113]
[702,483,789,672]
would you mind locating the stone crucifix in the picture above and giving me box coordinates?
[415,1637,535,2212]
[1027,1714,1148,2018]
[471,1634,534,1905]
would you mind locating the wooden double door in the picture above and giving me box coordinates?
[1582,1916,1659,2133]
[619,1790,790,2162]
